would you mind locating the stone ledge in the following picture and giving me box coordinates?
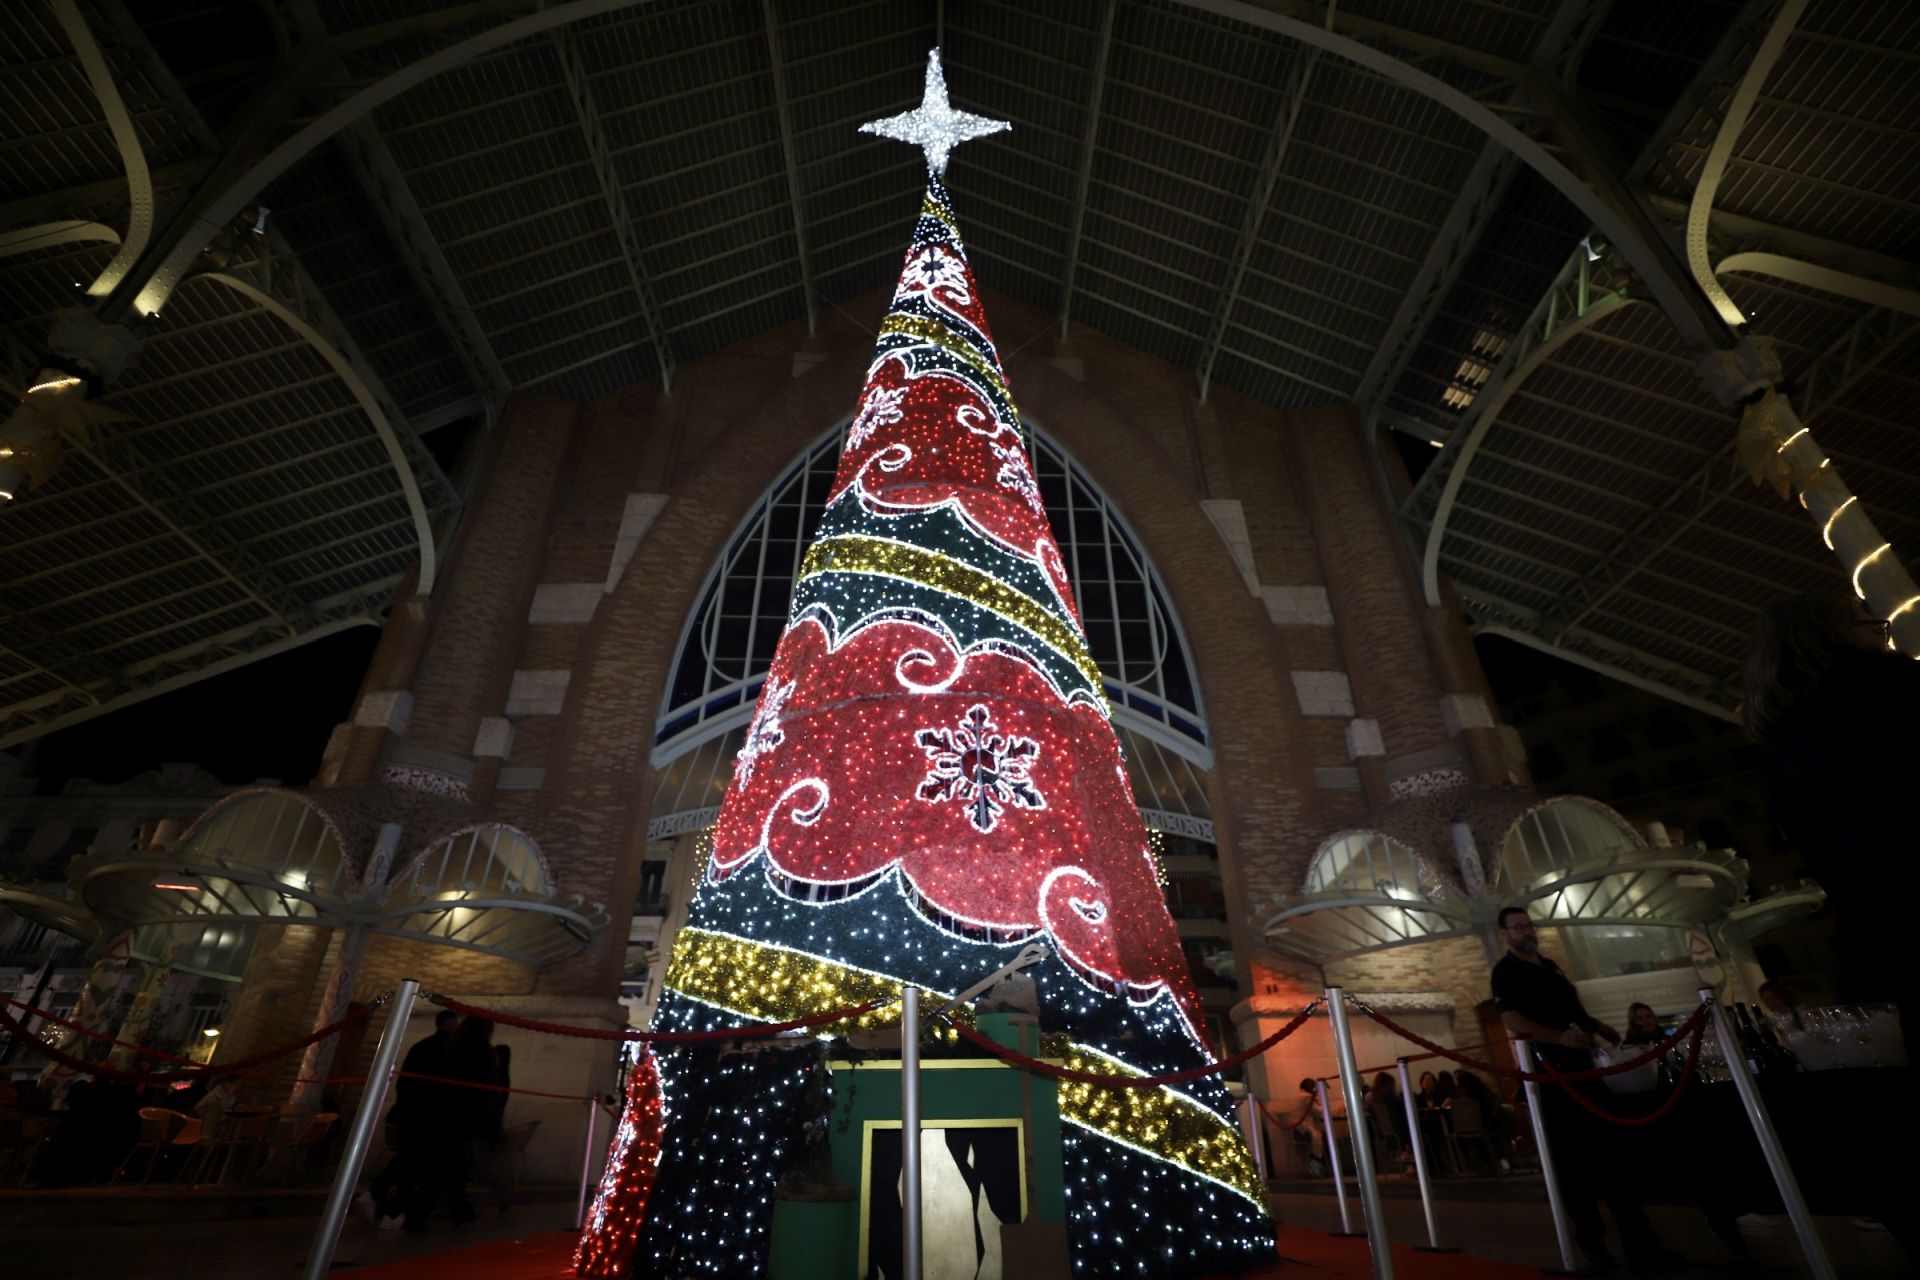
[506,669,570,716]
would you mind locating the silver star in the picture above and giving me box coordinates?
[859,49,1009,177]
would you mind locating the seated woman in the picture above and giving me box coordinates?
[1622,1002,1666,1045]
[1451,1069,1515,1169]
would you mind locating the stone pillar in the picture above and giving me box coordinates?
[288,924,369,1112]
[106,929,184,1071]
[1285,408,1460,808]
[38,928,137,1095]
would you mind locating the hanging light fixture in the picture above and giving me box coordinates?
[0,366,134,505]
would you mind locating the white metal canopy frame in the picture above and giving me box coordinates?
[67,789,609,968]
[1262,792,1788,966]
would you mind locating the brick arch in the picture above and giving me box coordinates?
[531,315,876,991]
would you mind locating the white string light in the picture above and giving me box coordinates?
[1822,495,1856,550]
[1852,542,1891,600]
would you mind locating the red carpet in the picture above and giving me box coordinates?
[339,1226,1541,1278]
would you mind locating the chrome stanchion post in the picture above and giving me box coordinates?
[902,986,923,1280]
[1512,1037,1578,1274]
[305,978,419,1280]
[1396,1058,1456,1253]
[1316,1077,1356,1236]
[1702,988,1836,1280]
[1239,1093,1269,1184]
[574,1093,601,1230]
[1327,988,1394,1280]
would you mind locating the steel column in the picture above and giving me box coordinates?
[305,979,419,1280]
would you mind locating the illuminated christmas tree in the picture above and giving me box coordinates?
[576,1048,664,1278]
[637,51,1271,1278]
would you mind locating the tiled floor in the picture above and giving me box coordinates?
[6,1197,579,1279]
[7,1189,1909,1278]
[1274,1191,1913,1277]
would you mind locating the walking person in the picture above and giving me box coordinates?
[1491,906,1684,1272]
[361,1008,458,1227]
[469,1043,517,1218]
[406,1016,496,1230]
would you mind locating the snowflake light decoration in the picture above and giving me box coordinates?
[991,438,1045,514]
[859,48,1009,177]
[848,384,906,449]
[896,245,973,306]
[734,676,794,784]
[915,703,1045,833]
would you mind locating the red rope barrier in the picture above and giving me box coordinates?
[939,1001,1320,1088]
[1261,1100,1317,1131]
[1350,1043,1489,1080]
[3,996,204,1066]
[431,994,886,1042]
[0,999,367,1085]
[1353,1000,1711,1083]
[1541,1017,1706,1128]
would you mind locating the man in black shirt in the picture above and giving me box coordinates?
[1491,907,1681,1272]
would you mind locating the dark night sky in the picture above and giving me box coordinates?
[18,627,379,791]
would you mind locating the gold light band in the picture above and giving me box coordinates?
[920,192,959,233]
[663,926,905,1035]
[1056,1046,1264,1204]
[799,535,1102,689]
[878,312,1012,408]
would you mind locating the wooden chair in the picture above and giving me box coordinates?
[186,1111,272,1186]
[0,1112,51,1185]
[113,1108,186,1184]
[1446,1097,1499,1173]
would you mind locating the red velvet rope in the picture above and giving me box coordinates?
[1261,1100,1317,1130]
[1352,1043,1489,1079]
[432,994,886,1042]
[940,1001,1320,1088]
[0,999,367,1085]
[1353,1000,1710,1083]
[1541,1016,1706,1128]
[3,996,204,1066]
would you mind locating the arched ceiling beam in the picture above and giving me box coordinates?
[1194,45,1319,404]
[1718,253,1920,319]
[1643,193,1920,305]
[1536,306,1920,644]
[1459,591,1740,724]
[1171,0,1732,355]
[197,237,450,596]
[548,24,675,392]
[47,0,152,298]
[1399,248,1636,606]
[1685,0,1813,327]
[94,0,648,321]
[0,163,197,231]
[332,126,508,400]
[0,222,120,257]
[1353,0,1609,412]
[1056,0,1116,341]
[760,0,817,337]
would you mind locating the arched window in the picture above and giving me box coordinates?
[650,422,1211,840]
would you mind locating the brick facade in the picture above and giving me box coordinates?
[235,282,1530,1139]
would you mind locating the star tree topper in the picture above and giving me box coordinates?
[859,49,1009,176]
